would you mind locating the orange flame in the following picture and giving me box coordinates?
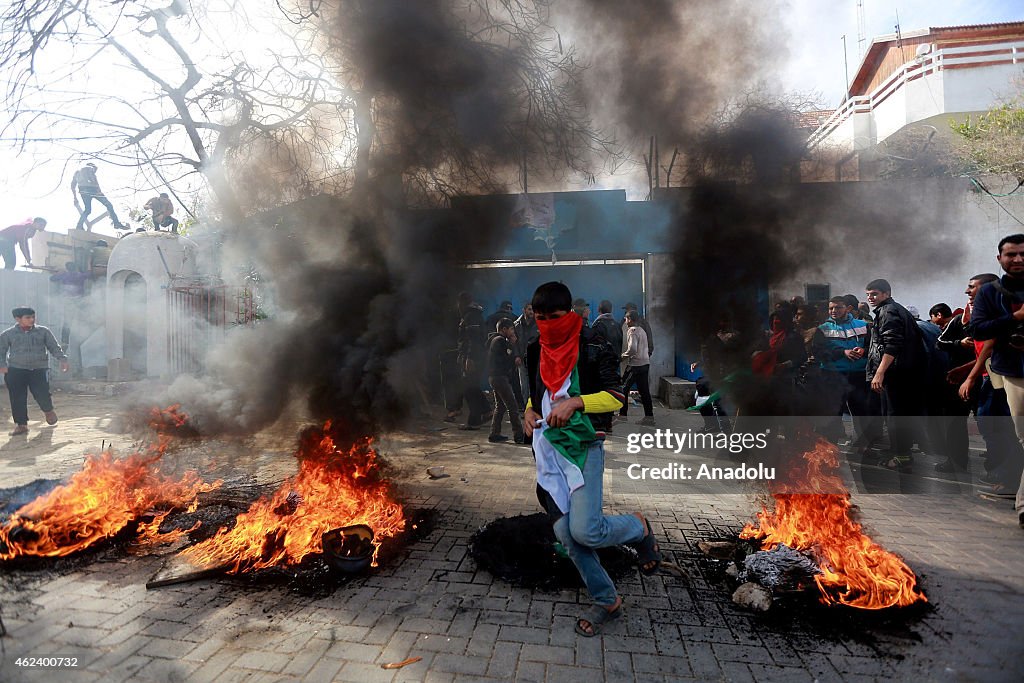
[740,440,927,609]
[179,423,405,573]
[0,450,219,560]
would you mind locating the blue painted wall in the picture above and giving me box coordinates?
[470,263,644,328]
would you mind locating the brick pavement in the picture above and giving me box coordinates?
[1,391,1023,682]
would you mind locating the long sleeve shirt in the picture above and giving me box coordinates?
[623,325,651,367]
[0,324,67,370]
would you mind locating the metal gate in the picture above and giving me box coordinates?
[167,285,255,375]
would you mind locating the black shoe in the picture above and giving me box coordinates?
[488,434,509,443]
[514,436,525,445]
[459,423,480,431]
[1019,511,1024,529]
[935,460,965,474]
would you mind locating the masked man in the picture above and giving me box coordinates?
[522,281,660,637]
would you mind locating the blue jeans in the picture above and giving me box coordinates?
[551,440,645,606]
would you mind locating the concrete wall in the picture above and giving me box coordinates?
[775,178,1024,316]
[105,232,198,379]
[0,270,65,339]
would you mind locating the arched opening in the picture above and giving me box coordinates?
[123,272,147,377]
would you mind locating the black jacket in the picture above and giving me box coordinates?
[866,298,926,379]
[591,313,623,353]
[457,304,486,364]
[526,324,623,431]
[936,315,975,368]
[969,277,1024,378]
[487,334,518,379]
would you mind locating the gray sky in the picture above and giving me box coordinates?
[2,0,1021,251]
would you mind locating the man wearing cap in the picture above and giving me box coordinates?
[0,217,45,270]
[71,162,126,231]
[485,300,516,333]
[572,298,591,326]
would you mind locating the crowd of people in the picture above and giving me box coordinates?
[691,235,1024,531]
[442,292,657,444]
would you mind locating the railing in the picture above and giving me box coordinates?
[808,39,1024,150]
[166,285,255,375]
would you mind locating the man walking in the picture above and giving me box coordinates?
[1,307,69,436]
[486,318,525,444]
[865,279,927,471]
[620,310,655,426]
[968,234,1024,528]
[71,162,126,231]
[523,281,659,637]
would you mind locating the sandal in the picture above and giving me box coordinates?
[879,455,912,473]
[574,601,623,637]
[634,517,661,575]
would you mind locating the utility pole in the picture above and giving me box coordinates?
[856,0,867,55]
[842,34,850,101]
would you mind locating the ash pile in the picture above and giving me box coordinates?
[470,513,634,591]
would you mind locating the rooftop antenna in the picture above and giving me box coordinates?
[856,0,867,54]
[894,7,907,63]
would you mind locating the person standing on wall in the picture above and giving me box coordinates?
[71,162,126,231]
[0,217,45,270]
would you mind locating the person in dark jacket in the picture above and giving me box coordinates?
[485,300,515,333]
[968,234,1024,527]
[865,279,927,471]
[486,318,524,444]
[930,302,973,472]
[456,291,490,429]
[513,303,537,410]
[523,282,658,637]
[591,300,623,352]
[954,273,1022,491]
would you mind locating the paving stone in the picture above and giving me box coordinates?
[544,663,603,683]
[430,653,490,676]
[336,660,397,683]
[518,643,573,665]
[497,625,550,645]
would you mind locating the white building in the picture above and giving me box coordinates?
[809,21,1024,158]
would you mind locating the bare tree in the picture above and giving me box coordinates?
[302,0,620,207]
[0,0,351,221]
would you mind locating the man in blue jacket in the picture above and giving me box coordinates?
[812,296,879,447]
[968,234,1024,529]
